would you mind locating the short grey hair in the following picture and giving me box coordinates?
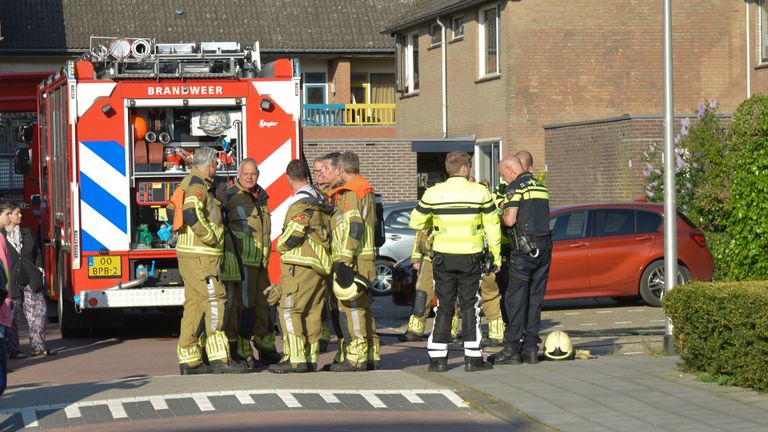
[192,146,219,167]
[338,151,360,175]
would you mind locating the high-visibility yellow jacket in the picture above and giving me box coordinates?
[277,185,332,275]
[221,181,272,281]
[328,176,376,264]
[409,176,501,267]
[411,229,433,264]
[174,167,224,257]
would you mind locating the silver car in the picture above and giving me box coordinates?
[371,201,418,296]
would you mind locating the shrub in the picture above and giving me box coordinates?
[724,95,768,280]
[663,281,768,392]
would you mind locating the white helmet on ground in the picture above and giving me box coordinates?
[543,330,575,360]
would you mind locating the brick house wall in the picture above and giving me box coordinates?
[392,0,751,201]
[303,140,417,205]
[545,115,731,206]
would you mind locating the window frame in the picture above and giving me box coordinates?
[474,140,502,190]
[402,32,420,94]
[761,1,768,63]
[478,4,500,77]
[430,23,442,47]
[302,72,327,105]
[452,15,465,40]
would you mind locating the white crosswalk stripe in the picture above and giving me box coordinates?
[0,388,471,428]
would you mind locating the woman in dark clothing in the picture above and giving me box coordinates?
[5,203,54,358]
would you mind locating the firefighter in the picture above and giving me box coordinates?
[409,151,501,372]
[327,151,380,372]
[173,146,246,374]
[493,154,552,365]
[311,156,334,353]
[398,229,459,342]
[268,160,332,373]
[319,152,349,367]
[221,158,280,368]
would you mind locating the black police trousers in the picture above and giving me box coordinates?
[502,237,552,353]
[428,252,483,359]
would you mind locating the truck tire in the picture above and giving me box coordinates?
[56,249,86,338]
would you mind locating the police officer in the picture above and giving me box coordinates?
[268,160,332,373]
[221,158,280,368]
[173,146,246,374]
[327,151,380,372]
[410,151,501,372]
[493,154,552,365]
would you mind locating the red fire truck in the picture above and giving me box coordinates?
[27,37,301,336]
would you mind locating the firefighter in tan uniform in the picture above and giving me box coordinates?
[268,160,332,373]
[172,146,246,374]
[312,156,336,352]
[327,151,380,372]
[221,158,280,368]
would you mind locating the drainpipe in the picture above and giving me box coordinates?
[437,17,448,138]
[747,2,752,98]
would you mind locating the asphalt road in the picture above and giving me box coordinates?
[0,296,665,431]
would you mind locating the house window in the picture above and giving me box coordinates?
[452,16,465,39]
[762,1,768,62]
[351,73,369,104]
[303,72,327,104]
[430,23,442,46]
[479,5,500,76]
[401,33,420,94]
[475,141,501,190]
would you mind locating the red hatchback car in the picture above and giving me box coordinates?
[392,203,714,307]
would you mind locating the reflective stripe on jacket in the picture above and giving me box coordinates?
[176,167,224,256]
[409,176,501,267]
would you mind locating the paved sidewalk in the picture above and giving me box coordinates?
[417,354,768,432]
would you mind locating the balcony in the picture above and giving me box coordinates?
[303,103,396,126]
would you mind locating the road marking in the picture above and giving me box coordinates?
[623,351,644,355]
[192,395,216,412]
[440,390,469,408]
[21,408,38,428]
[64,404,82,419]
[276,390,302,408]
[0,388,471,426]
[361,391,387,408]
[580,323,598,326]
[149,396,169,410]
[615,321,633,324]
[564,312,581,315]
[596,311,613,314]
[319,390,341,403]
[628,309,645,313]
[106,400,128,419]
[649,319,666,323]
[401,390,424,404]
[235,391,255,405]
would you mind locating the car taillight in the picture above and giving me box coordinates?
[691,232,707,248]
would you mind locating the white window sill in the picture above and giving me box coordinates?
[475,73,501,84]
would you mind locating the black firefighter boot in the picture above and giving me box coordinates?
[492,345,523,365]
[179,362,212,375]
[268,361,311,374]
[209,359,249,374]
[428,357,448,372]
[464,356,494,372]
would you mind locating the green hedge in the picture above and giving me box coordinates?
[663,281,768,391]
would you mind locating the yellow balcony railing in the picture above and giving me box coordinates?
[343,103,396,125]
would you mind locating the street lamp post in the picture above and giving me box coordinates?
[663,0,678,355]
